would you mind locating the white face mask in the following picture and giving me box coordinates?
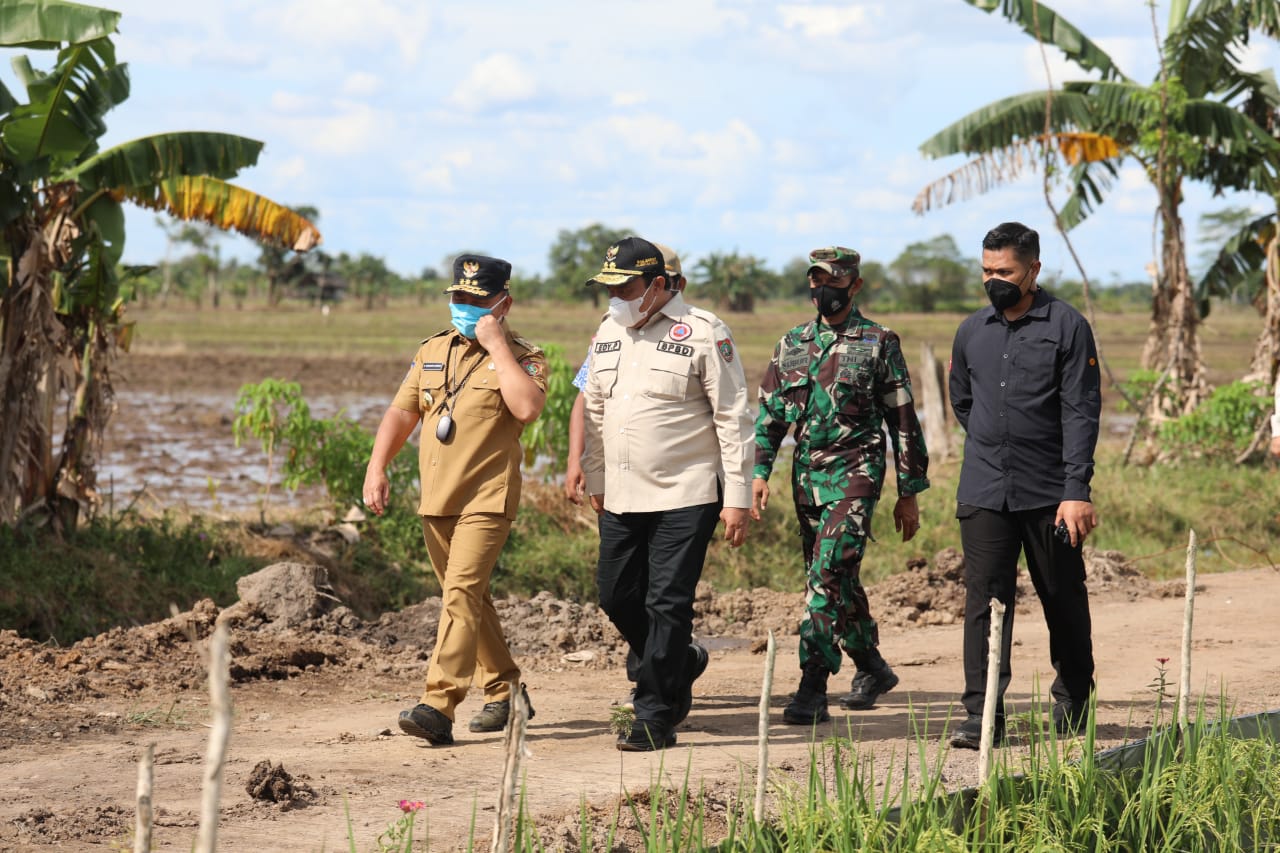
[608,295,648,327]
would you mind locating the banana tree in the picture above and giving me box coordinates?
[914,0,1280,417]
[0,0,321,532]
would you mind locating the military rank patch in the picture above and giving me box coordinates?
[717,338,735,363]
[595,340,622,353]
[422,362,444,371]
[668,322,692,342]
[657,341,693,357]
[522,360,545,379]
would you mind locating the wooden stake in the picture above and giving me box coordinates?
[755,630,776,823]
[978,598,1006,781]
[1178,529,1198,727]
[919,343,951,463]
[134,742,154,853]
[195,622,231,853]
[493,683,529,853]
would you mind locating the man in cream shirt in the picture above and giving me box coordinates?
[582,236,754,751]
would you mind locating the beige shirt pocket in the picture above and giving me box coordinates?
[643,352,694,401]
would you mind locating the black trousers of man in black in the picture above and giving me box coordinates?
[957,503,1094,720]
[596,501,720,727]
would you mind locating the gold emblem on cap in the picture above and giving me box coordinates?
[605,245,619,261]
[462,260,480,278]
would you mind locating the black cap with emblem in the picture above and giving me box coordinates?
[444,254,512,297]
[584,236,665,287]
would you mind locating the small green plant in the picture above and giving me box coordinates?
[344,799,427,853]
[519,343,577,479]
[233,378,416,518]
[1157,379,1271,460]
[232,379,314,521]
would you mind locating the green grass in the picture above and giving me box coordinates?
[125,296,1264,392]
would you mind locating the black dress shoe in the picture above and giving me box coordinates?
[398,704,454,745]
[1053,702,1088,736]
[617,719,676,752]
[948,715,1005,750]
[673,642,709,726]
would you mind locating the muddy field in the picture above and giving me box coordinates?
[2,350,1278,851]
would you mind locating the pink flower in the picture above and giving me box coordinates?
[1156,657,1169,665]
[398,799,425,813]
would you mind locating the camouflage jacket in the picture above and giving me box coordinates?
[754,311,929,506]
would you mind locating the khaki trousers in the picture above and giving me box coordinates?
[419,513,519,720]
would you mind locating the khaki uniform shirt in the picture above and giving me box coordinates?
[582,293,754,513]
[392,327,547,519]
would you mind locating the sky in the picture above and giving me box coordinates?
[6,0,1279,283]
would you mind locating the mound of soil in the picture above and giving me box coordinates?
[0,545,1157,753]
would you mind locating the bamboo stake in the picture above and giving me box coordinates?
[134,742,154,853]
[492,683,529,853]
[755,630,776,823]
[978,598,1007,781]
[1178,529,1198,727]
[194,622,231,853]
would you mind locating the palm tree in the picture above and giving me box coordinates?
[0,1,321,531]
[693,251,773,313]
[914,0,1280,416]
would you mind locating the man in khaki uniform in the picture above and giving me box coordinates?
[363,254,547,746]
[582,236,754,751]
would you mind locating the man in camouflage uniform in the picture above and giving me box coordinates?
[753,246,930,725]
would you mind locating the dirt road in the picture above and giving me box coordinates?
[2,559,1278,851]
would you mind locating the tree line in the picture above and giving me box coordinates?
[134,217,1166,314]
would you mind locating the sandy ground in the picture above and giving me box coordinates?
[2,553,1278,852]
[3,350,1278,851]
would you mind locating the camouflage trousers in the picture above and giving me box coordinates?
[796,495,879,674]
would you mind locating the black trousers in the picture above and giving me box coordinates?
[596,502,720,725]
[958,503,1094,719]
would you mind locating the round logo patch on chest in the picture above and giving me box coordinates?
[669,322,693,342]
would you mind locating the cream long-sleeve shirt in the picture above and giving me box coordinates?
[582,293,754,514]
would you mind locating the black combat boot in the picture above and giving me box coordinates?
[841,647,899,710]
[783,663,831,725]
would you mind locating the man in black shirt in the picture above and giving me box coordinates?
[947,221,1102,749]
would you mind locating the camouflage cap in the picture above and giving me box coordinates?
[807,246,861,279]
[444,254,512,297]
[585,236,665,287]
[652,242,682,277]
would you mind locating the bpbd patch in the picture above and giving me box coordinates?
[668,322,692,342]
[657,341,693,357]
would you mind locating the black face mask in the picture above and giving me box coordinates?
[813,284,850,318]
[983,277,1023,312]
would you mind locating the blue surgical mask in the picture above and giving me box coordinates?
[450,296,506,338]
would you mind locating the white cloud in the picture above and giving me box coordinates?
[449,54,537,112]
[252,0,432,64]
[341,72,382,98]
[271,102,392,157]
[269,155,308,182]
[611,92,648,108]
[270,91,319,113]
[777,4,875,39]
